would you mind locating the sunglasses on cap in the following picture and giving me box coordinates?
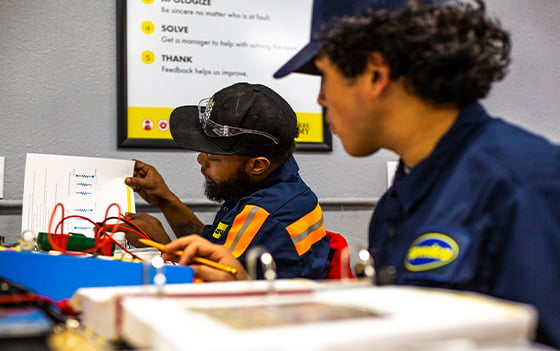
[197,97,279,145]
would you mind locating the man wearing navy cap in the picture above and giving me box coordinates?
[275,0,559,348]
[167,0,560,348]
[125,82,331,281]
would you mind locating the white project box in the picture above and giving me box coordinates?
[71,280,538,351]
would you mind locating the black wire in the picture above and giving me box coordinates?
[102,216,145,235]
[0,277,67,325]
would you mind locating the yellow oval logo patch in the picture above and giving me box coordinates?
[405,233,459,272]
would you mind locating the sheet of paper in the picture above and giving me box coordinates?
[21,153,136,238]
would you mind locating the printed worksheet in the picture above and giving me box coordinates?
[21,153,136,238]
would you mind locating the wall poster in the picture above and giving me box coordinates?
[117,0,332,151]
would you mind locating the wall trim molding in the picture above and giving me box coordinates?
[0,197,378,214]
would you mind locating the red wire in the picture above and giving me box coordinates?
[44,202,159,262]
[0,294,77,317]
[99,202,151,259]
[46,203,67,252]
[51,214,99,254]
[103,220,151,240]
[0,293,55,305]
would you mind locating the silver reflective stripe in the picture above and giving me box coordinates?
[291,217,324,245]
[227,206,260,253]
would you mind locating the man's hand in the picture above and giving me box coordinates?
[124,160,176,208]
[124,159,205,240]
[122,212,171,247]
[163,235,249,282]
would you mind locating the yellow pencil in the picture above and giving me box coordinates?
[138,238,237,275]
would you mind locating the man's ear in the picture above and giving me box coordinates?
[246,156,271,176]
[367,52,390,96]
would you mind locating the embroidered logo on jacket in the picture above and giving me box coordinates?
[212,222,229,239]
[405,233,459,272]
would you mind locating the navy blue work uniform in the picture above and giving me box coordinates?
[202,156,330,280]
[370,103,560,349]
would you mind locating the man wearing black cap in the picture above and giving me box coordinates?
[165,0,560,348]
[125,82,331,281]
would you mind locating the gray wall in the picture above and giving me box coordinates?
[1,1,559,254]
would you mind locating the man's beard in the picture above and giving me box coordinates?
[204,166,257,202]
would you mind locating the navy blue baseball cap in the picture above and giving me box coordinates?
[273,0,444,78]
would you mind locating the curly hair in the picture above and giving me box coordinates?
[320,0,511,107]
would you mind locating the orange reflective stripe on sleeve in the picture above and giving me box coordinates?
[223,204,270,258]
[285,203,326,256]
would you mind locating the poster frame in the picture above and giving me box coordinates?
[116,0,332,151]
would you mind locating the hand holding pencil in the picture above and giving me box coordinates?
[139,238,237,274]
[143,236,249,282]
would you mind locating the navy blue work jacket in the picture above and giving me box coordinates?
[370,103,560,349]
[202,156,330,280]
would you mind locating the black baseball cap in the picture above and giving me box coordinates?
[273,0,444,78]
[170,82,298,157]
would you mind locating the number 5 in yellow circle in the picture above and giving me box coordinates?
[141,50,156,64]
